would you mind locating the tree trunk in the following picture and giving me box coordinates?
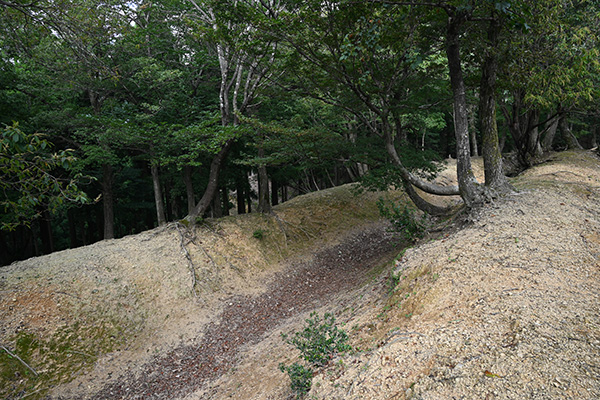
[591,125,598,149]
[468,103,479,157]
[526,109,543,160]
[246,184,252,213]
[542,116,559,151]
[102,163,115,239]
[271,179,279,206]
[282,185,288,203]
[559,114,583,149]
[221,184,230,216]
[211,189,223,218]
[404,183,455,216]
[446,13,484,206]
[384,123,459,196]
[151,162,167,226]
[479,18,511,193]
[236,175,246,214]
[257,145,271,213]
[186,139,235,221]
[183,165,196,215]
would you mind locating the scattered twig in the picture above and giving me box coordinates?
[22,388,45,399]
[0,345,38,376]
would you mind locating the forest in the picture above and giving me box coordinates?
[1,0,599,266]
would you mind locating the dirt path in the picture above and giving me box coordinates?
[85,224,398,399]
[6,150,599,400]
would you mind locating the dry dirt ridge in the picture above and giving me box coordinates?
[0,179,400,399]
[1,150,600,400]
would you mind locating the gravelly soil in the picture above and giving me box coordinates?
[83,225,397,400]
[309,150,600,400]
[5,150,599,400]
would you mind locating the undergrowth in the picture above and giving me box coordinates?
[377,198,427,243]
[280,312,351,398]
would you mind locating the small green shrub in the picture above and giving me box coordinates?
[252,228,266,239]
[377,198,426,242]
[282,312,351,368]
[279,362,313,399]
[279,312,351,398]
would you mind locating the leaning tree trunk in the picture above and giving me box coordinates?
[479,17,511,193]
[383,123,459,196]
[186,139,235,222]
[446,13,484,207]
[382,120,459,215]
[151,162,167,226]
[525,109,544,162]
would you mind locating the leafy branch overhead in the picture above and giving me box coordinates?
[0,124,92,231]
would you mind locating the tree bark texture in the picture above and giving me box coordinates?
[542,115,559,151]
[221,185,230,216]
[151,162,167,226]
[478,17,512,193]
[186,139,235,221]
[468,103,479,157]
[526,110,543,159]
[236,176,246,214]
[446,13,483,206]
[271,179,279,206]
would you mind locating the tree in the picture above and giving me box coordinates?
[0,123,90,231]
[255,1,469,214]
[499,0,600,167]
[184,0,280,220]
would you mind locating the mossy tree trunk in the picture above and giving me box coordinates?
[479,17,511,193]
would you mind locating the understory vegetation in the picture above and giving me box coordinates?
[280,312,352,398]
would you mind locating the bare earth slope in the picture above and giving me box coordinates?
[0,184,400,399]
[310,150,600,400]
[1,150,599,400]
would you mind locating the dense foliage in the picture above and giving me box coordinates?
[1,0,599,265]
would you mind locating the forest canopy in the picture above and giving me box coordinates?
[1,0,599,265]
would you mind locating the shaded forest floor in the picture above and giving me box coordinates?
[1,150,600,400]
